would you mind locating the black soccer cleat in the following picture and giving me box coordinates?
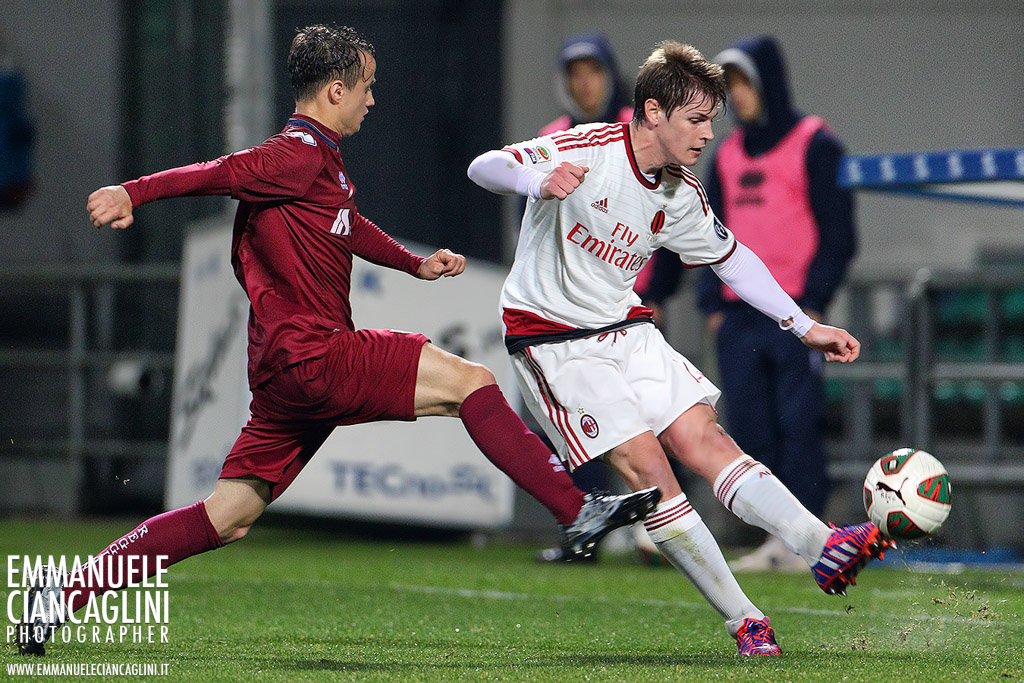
[14,565,66,656]
[557,487,662,561]
[534,543,598,564]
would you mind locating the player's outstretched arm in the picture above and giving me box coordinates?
[711,241,860,363]
[798,322,860,363]
[467,150,587,200]
[87,185,134,230]
[416,249,466,280]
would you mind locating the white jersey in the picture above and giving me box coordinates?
[501,121,735,341]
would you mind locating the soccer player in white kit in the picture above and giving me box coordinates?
[469,41,894,656]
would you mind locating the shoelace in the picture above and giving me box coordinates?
[743,621,775,650]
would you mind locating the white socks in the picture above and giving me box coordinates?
[714,456,831,564]
[644,493,763,635]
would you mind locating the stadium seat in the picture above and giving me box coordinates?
[1002,334,1024,362]
[935,289,987,326]
[1000,288,1024,323]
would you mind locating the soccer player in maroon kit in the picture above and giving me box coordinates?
[15,24,659,656]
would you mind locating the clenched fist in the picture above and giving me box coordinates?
[540,161,589,200]
[87,185,134,230]
[417,248,466,280]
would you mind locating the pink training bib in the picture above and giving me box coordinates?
[716,116,826,302]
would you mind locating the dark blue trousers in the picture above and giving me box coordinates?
[716,306,829,516]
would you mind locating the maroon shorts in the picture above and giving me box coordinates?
[220,328,429,500]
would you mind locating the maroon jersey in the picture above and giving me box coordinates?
[123,114,424,387]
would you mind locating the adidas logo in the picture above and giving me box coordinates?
[548,454,566,473]
[591,197,609,213]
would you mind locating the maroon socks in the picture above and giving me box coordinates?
[64,500,223,612]
[459,384,584,525]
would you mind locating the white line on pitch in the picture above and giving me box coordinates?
[390,583,1005,626]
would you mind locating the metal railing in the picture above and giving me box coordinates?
[826,267,1024,486]
[2,263,1022,511]
[0,264,179,511]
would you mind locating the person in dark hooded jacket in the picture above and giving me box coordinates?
[697,36,857,572]
[539,33,633,136]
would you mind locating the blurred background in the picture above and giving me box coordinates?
[1,0,1022,556]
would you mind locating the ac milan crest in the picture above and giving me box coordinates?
[650,210,665,236]
[580,414,599,438]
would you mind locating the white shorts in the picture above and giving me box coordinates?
[511,323,721,471]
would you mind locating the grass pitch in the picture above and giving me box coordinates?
[2,519,1022,681]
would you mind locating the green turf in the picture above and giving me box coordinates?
[2,520,1022,681]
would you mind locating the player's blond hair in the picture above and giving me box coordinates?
[632,41,725,124]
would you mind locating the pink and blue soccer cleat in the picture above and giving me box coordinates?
[734,617,782,656]
[812,522,895,596]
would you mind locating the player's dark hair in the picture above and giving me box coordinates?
[288,24,375,102]
[632,41,725,124]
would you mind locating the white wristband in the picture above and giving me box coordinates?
[780,310,814,338]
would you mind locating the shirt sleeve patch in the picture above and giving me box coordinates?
[284,130,318,147]
[713,216,730,241]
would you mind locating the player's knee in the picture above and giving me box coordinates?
[608,444,675,492]
[621,457,667,491]
[218,511,261,544]
[457,361,496,397]
[417,356,498,417]
[211,503,264,545]
[666,411,740,479]
[698,420,744,472]
[220,524,252,545]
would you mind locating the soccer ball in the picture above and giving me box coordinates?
[863,448,952,539]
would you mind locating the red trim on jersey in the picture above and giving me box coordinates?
[680,239,737,269]
[679,166,710,212]
[550,122,621,144]
[550,134,583,144]
[668,163,701,183]
[627,305,656,319]
[554,124,625,152]
[503,306,654,338]
[667,165,709,215]
[502,308,576,337]
[502,147,523,164]
[557,137,623,152]
[622,124,662,189]
[524,348,589,467]
[556,136,624,152]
